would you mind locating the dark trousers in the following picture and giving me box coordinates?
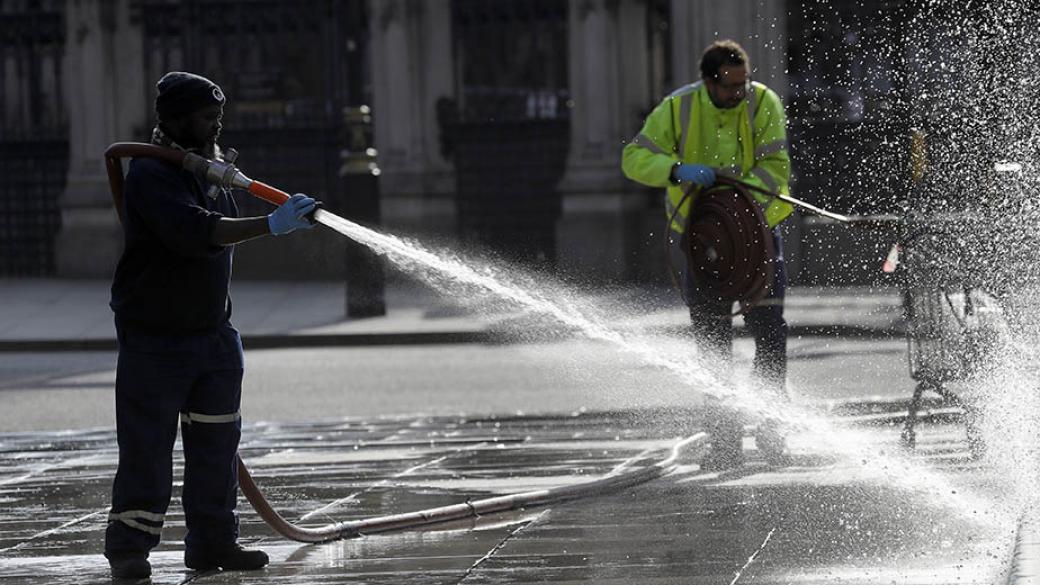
[683,230,788,388]
[105,323,244,559]
[682,231,788,457]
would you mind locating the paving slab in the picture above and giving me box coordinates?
[0,409,1018,584]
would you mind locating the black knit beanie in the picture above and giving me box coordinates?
[154,71,226,121]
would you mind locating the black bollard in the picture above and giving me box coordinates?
[340,105,386,318]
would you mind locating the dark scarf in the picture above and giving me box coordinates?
[150,125,223,161]
[151,125,228,199]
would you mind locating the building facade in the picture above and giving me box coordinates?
[1,0,913,284]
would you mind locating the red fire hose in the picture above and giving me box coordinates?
[104,142,292,226]
[237,433,707,543]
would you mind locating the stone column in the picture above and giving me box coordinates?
[367,0,456,238]
[56,0,145,276]
[556,0,652,281]
[670,0,788,96]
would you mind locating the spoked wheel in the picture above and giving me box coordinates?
[936,385,985,460]
[899,424,917,450]
[964,404,986,460]
[901,380,934,450]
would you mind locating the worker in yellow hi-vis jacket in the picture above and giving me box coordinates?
[621,40,791,470]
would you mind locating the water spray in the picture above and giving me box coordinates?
[314,191,1008,527]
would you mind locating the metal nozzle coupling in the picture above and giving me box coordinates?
[184,149,254,196]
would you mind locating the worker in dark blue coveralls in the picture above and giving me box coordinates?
[104,72,319,580]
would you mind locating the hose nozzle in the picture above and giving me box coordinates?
[183,150,293,208]
[105,142,297,221]
[183,152,253,191]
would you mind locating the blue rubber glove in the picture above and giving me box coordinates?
[674,163,716,187]
[268,193,318,235]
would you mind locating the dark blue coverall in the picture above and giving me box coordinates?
[105,156,244,560]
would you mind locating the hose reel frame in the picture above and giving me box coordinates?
[667,176,777,314]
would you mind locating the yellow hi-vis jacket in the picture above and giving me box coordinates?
[621,81,793,233]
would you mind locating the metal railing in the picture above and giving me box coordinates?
[0,1,67,276]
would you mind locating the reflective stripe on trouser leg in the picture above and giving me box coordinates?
[180,411,241,424]
[108,510,165,535]
[743,230,788,398]
[181,367,243,551]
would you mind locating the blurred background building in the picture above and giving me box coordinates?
[0,0,917,285]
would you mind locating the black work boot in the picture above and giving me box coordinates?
[108,555,151,580]
[701,413,745,471]
[185,543,269,571]
[703,418,744,468]
[701,442,745,471]
[755,419,790,465]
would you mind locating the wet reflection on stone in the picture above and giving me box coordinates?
[0,411,1011,583]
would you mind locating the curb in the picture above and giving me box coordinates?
[0,339,119,352]
[1007,512,1040,584]
[0,330,496,353]
[0,323,903,352]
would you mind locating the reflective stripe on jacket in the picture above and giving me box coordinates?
[621,81,792,232]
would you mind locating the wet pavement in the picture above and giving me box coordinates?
[0,408,1014,584]
[0,279,1019,582]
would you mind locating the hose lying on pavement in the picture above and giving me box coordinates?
[237,432,708,543]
